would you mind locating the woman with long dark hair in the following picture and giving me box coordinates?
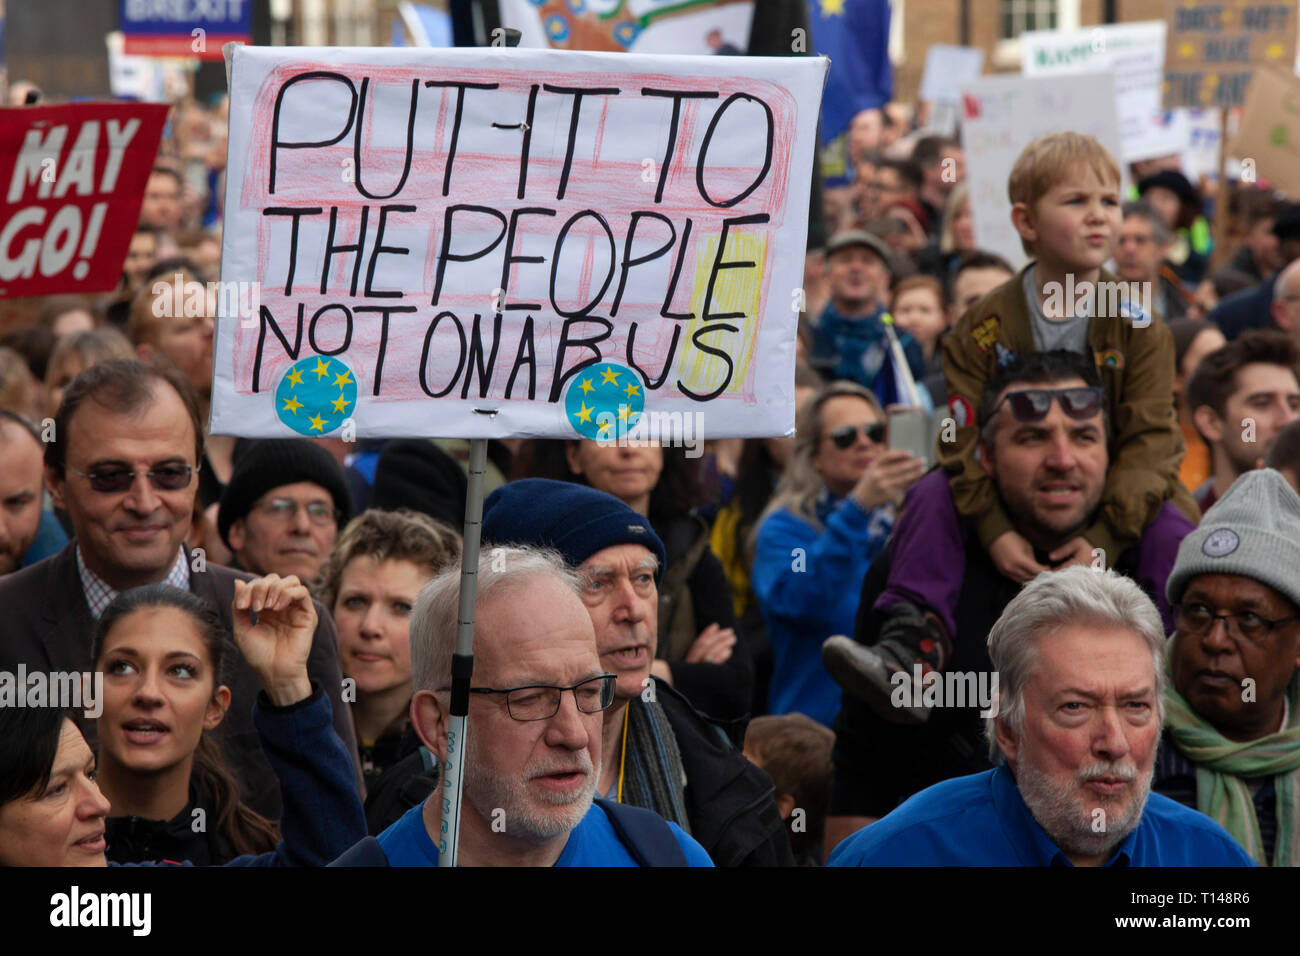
[92,585,280,864]
[0,574,365,867]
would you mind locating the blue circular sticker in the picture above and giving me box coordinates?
[563,361,644,441]
[275,355,357,437]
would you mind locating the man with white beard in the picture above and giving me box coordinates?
[829,567,1255,866]
[331,545,712,866]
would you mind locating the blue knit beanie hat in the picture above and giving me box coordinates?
[482,478,667,584]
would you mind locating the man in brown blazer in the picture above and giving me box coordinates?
[0,358,361,819]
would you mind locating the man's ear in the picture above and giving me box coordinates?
[1192,404,1224,445]
[993,713,1019,767]
[135,342,156,363]
[775,792,796,821]
[1272,298,1292,331]
[227,517,246,553]
[1010,201,1037,247]
[411,689,448,764]
[45,464,65,511]
[978,436,996,478]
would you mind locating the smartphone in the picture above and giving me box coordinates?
[888,407,930,468]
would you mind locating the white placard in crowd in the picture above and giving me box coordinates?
[961,71,1123,270]
[213,45,826,441]
[918,44,985,104]
[1021,21,1179,163]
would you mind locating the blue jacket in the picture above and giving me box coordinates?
[752,492,893,726]
[112,687,366,867]
[809,302,926,405]
[1209,274,1277,341]
[828,765,1256,867]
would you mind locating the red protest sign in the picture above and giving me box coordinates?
[0,102,168,298]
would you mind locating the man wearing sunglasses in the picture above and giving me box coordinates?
[0,359,362,820]
[824,351,1194,855]
[1157,469,1300,866]
[332,545,713,866]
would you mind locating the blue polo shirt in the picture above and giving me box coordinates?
[827,766,1256,867]
[377,801,713,867]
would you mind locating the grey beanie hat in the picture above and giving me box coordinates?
[1166,469,1300,610]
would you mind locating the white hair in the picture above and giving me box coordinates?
[409,545,582,695]
[985,566,1168,763]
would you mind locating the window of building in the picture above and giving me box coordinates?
[992,0,1079,67]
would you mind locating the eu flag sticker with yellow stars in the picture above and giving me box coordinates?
[275,355,358,436]
[564,361,645,441]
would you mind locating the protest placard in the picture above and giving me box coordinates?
[499,0,754,55]
[1164,0,1298,109]
[918,45,984,137]
[120,0,252,60]
[961,72,1122,269]
[0,101,167,298]
[1022,21,1180,162]
[1230,63,1300,197]
[212,45,826,441]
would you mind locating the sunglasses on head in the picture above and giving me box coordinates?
[993,387,1103,424]
[829,422,886,449]
[69,463,195,494]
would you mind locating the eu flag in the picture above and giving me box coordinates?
[809,0,893,178]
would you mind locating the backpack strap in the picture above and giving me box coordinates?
[327,836,390,867]
[594,798,689,867]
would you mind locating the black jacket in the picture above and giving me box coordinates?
[107,792,241,866]
[654,678,794,866]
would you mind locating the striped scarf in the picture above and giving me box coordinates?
[619,696,691,832]
[1164,675,1300,867]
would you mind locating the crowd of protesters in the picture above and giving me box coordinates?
[4,75,1300,869]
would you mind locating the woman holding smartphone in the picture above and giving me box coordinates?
[751,382,924,728]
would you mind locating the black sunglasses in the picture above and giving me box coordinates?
[829,423,886,449]
[993,387,1103,424]
[69,464,195,494]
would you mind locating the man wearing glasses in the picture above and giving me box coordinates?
[1157,468,1300,866]
[481,479,794,866]
[217,439,352,583]
[333,545,713,866]
[0,359,361,819]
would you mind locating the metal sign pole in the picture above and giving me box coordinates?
[438,437,487,866]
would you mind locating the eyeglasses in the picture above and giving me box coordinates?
[257,498,337,526]
[456,673,618,722]
[993,387,1103,424]
[829,423,886,449]
[69,463,194,494]
[1174,602,1300,643]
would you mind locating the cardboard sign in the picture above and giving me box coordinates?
[1164,0,1298,109]
[1230,63,1300,196]
[212,45,827,441]
[1022,21,1180,162]
[961,72,1122,269]
[0,102,167,297]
